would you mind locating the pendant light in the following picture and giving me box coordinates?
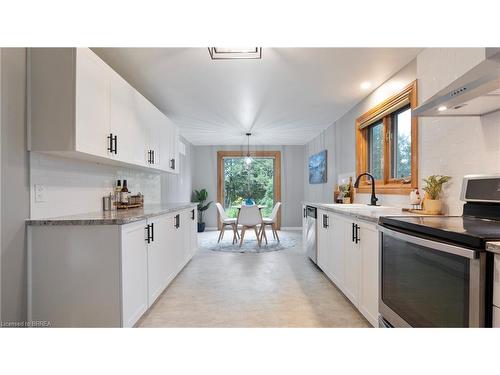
[244,133,253,165]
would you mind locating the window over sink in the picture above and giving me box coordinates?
[355,80,418,195]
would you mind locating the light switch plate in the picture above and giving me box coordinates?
[34,184,46,202]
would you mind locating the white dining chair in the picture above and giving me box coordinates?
[259,202,281,244]
[216,202,239,244]
[237,205,264,247]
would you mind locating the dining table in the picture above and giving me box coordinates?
[232,205,266,210]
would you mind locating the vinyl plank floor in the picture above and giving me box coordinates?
[138,230,369,328]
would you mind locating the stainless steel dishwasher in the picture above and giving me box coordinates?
[305,205,318,264]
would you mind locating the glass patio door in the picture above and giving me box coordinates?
[222,157,275,219]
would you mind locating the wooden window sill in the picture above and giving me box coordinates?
[357,183,414,195]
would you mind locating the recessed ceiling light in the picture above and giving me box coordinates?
[438,106,447,112]
[360,81,371,90]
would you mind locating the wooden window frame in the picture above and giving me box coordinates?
[355,80,418,195]
[217,151,281,229]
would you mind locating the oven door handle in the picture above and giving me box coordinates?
[378,225,479,259]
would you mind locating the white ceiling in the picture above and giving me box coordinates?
[92,48,421,146]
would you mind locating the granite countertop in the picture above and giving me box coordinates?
[26,202,198,226]
[486,242,500,254]
[303,202,418,224]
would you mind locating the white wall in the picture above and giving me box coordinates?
[192,145,305,228]
[30,137,193,219]
[1,48,30,323]
[417,48,500,215]
[305,59,417,206]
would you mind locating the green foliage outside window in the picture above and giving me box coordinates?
[223,158,275,218]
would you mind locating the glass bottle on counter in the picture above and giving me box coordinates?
[114,180,121,199]
[121,179,129,204]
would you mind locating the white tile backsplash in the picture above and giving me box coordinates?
[29,152,162,219]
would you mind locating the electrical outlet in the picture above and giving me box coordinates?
[34,184,46,203]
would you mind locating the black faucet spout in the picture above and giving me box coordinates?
[354,173,379,206]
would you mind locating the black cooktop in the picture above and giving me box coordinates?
[379,215,500,249]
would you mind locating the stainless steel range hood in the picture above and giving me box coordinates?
[413,48,500,117]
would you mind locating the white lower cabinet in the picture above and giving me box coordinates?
[315,210,379,327]
[121,220,149,328]
[357,223,379,326]
[317,209,330,274]
[28,207,197,327]
[343,221,361,306]
[146,214,174,306]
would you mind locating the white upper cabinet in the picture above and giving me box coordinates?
[74,48,110,158]
[109,72,148,166]
[29,47,179,173]
[165,117,180,174]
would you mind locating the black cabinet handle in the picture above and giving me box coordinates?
[150,222,154,242]
[112,135,118,154]
[148,150,152,164]
[191,209,195,220]
[174,214,180,229]
[145,224,151,243]
[352,223,355,242]
[323,214,329,228]
[303,208,306,218]
[107,133,113,153]
[170,158,175,170]
[152,150,155,164]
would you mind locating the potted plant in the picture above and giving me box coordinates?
[422,175,451,214]
[192,189,213,232]
[342,184,351,204]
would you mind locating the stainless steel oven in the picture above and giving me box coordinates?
[378,226,486,328]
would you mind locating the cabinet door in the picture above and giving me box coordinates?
[330,214,346,289]
[110,73,146,165]
[171,124,180,174]
[182,210,192,264]
[164,117,179,174]
[121,220,148,327]
[358,224,379,327]
[343,221,361,306]
[171,213,183,274]
[190,208,198,257]
[140,96,163,169]
[302,205,307,248]
[146,214,173,306]
[156,115,170,172]
[74,48,110,157]
[317,210,330,272]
